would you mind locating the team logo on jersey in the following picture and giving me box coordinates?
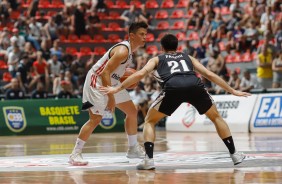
[182,103,196,128]
[3,107,27,133]
[100,110,116,129]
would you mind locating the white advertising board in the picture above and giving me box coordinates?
[250,93,282,132]
[166,95,257,133]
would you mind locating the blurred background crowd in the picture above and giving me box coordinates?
[0,0,281,126]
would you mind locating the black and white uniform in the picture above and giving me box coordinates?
[151,52,213,115]
[82,41,132,115]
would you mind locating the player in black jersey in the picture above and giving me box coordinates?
[100,34,251,170]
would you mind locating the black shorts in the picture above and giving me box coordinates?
[152,77,213,116]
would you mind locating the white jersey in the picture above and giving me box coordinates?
[91,41,133,86]
[82,41,133,115]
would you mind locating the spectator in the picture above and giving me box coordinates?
[53,70,65,95]
[272,52,282,88]
[207,47,227,77]
[31,82,48,99]
[195,38,206,61]
[44,17,59,42]
[48,54,62,81]
[213,0,230,8]
[16,54,31,92]
[226,10,241,33]
[92,0,108,14]
[183,40,197,58]
[240,70,259,92]
[40,39,51,61]
[71,3,87,36]
[184,1,204,31]
[30,51,50,91]
[0,0,11,24]
[57,80,73,99]
[244,21,259,52]
[228,70,241,90]
[120,4,139,30]
[23,42,37,63]
[275,22,282,52]
[26,0,39,17]
[256,44,273,89]
[0,27,11,50]
[86,9,101,35]
[260,6,274,32]
[8,44,22,77]
[50,39,63,61]
[28,17,43,41]
[10,28,25,50]
[5,78,25,100]
[138,4,154,31]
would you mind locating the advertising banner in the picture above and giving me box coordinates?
[250,93,282,132]
[166,95,257,133]
[0,99,125,136]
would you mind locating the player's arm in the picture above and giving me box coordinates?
[99,45,129,89]
[189,56,251,97]
[100,57,159,94]
[99,45,129,112]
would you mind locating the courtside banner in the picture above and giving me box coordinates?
[250,93,282,132]
[166,95,257,133]
[0,99,125,136]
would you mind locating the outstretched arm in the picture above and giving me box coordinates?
[100,56,159,94]
[189,56,251,97]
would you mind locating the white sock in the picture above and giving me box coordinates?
[73,138,86,153]
[127,134,138,147]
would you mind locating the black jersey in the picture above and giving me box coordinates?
[153,52,199,90]
[151,52,213,115]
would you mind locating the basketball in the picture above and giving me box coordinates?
[120,68,138,89]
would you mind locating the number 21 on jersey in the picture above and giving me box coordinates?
[167,60,190,74]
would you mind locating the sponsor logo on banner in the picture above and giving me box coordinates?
[182,104,196,128]
[3,106,27,133]
[214,100,240,119]
[254,96,282,127]
[100,110,116,129]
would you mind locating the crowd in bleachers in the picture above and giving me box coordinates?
[0,0,281,106]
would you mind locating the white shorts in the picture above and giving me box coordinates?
[82,70,131,115]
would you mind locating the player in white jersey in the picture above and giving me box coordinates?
[69,22,148,165]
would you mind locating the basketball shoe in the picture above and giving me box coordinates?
[136,155,155,170]
[230,151,246,165]
[69,152,88,166]
[126,144,145,159]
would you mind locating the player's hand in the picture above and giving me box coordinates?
[99,86,119,95]
[106,95,115,113]
[232,90,251,97]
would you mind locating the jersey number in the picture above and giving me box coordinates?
[167,60,189,74]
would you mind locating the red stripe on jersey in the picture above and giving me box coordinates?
[90,74,97,88]
[96,60,108,75]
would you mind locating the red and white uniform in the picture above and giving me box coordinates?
[82,41,133,115]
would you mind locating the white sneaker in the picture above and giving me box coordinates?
[136,156,155,170]
[69,152,89,166]
[126,144,145,159]
[230,151,246,165]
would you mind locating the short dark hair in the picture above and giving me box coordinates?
[128,21,148,33]
[161,34,178,51]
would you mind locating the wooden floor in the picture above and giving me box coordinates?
[0,130,282,184]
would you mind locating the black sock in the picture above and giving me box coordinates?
[222,136,235,154]
[144,142,154,158]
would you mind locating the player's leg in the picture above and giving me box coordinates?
[116,100,145,158]
[137,107,166,170]
[69,110,102,166]
[205,104,245,165]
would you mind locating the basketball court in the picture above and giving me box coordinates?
[0,130,282,183]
